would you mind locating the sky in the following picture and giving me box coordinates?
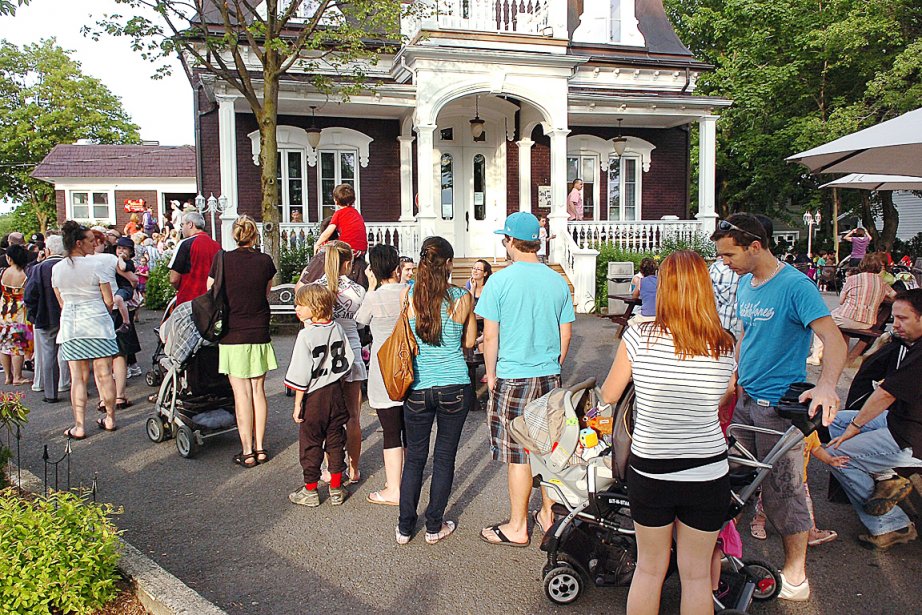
[0,0,195,146]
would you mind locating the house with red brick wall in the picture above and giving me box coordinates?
[32,144,197,231]
[193,0,730,310]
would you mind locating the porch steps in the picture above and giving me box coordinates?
[449,257,575,299]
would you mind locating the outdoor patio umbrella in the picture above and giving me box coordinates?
[819,173,922,191]
[787,108,922,176]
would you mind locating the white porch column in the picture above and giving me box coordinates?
[398,135,416,222]
[548,128,570,265]
[414,124,438,238]
[516,138,534,213]
[696,115,718,235]
[216,94,239,250]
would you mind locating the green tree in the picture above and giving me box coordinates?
[0,0,28,16]
[88,1,419,273]
[665,0,922,251]
[0,39,140,233]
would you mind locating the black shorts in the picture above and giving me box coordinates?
[627,467,730,532]
[114,287,132,302]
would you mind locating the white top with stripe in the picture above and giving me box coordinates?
[623,324,735,481]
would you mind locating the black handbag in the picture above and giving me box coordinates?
[191,250,228,343]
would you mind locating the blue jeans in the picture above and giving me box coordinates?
[398,384,473,535]
[827,410,922,536]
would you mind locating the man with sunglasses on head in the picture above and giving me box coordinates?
[711,213,846,602]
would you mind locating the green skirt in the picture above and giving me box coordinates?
[218,343,278,379]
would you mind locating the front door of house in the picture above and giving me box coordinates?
[435,146,502,258]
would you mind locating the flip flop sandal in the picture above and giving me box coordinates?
[96,417,117,432]
[366,491,399,506]
[532,510,551,535]
[63,427,86,441]
[480,524,529,548]
[115,398,133,409]
[425,521,456,545]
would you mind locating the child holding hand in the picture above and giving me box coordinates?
[285,284,355,508]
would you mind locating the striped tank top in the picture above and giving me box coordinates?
[409,286,470,390]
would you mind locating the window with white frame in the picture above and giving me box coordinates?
[567,154,599,220]
[607,156,642,221]
[70,191,111,222]
[276,149,306,222]
[318,149,358,220]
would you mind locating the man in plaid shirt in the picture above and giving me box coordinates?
[710,256,741,336]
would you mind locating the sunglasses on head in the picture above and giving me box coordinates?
[717,219,763,241]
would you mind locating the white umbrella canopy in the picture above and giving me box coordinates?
[787,108,922,176]
[820,173,922,191]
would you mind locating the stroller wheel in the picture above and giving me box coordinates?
[146,416,169,443]
[176,424,200,458]
[145,369,162,387]
[741,559,782,601]
[544,565,583,605]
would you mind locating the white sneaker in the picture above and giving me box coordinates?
[806,356,822,366]
[778,573,810,601]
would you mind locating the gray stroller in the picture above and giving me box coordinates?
[511,378,820,612]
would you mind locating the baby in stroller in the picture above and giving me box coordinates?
[510,378,821,612]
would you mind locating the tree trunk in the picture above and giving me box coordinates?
[259,64,281,280]
[878,190,899,253]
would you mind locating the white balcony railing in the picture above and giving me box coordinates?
[434,0,550,34]
[568,220,705,253]
[259,222,421,257]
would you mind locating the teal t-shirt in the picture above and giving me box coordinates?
[737,264,829,404]
[409,286,470,390]
[475,261,576,379]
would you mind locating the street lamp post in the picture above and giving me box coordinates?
[803,210,822,257]
[195,192,229,240]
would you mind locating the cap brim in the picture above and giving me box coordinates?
[493,229,507,235]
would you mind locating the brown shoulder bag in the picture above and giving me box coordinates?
[376,294,418,400]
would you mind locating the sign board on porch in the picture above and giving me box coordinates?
[123,199,146,213]
[538,186,552,209]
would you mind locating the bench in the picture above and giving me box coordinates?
[268,283,297,317]
[839,301,892,362]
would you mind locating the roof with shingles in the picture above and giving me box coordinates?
[32,144,196,180]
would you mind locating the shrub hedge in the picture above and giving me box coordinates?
[0,491,122,614]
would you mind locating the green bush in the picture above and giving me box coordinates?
[592,232,716,310]
[279,243,314,285]
[0,392,29,489]
[144,259,176,311]
[0,490,122,614]
[893,232,922,261]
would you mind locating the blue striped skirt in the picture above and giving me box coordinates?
[61,338,119,361]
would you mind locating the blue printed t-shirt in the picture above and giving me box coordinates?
[737,264,829,404]
[409,286,470,390]
[639,275,657,317]
[475,261,576,379]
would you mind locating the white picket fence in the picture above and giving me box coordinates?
[259,222,420,257]
[568,220,705,252]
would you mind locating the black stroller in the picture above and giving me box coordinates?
[145,297,176,387]
[145,300,235,458]
[513,379,819,613]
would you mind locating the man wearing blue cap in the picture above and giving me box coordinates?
[476,212,575,547]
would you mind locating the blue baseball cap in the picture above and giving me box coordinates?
[494,212,540,241]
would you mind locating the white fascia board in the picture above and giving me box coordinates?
[398,45,588,72]
[568,92,732,111]
[54,179,196,192]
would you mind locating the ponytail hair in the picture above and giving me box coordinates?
[61,220,86,257]
[413,236,455,346]
[323,240,353,294]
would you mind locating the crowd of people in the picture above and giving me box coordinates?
[3,188,922,612]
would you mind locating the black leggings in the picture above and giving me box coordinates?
[376,405,406,449]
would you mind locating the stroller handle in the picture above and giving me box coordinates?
[566,377,597,393]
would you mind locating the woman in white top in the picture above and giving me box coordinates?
[354,244,406,505]
[315,240,367,483]
[601,250,736,615]
[52,221,118,439]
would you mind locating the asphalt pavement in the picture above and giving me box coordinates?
[8,306,922,615]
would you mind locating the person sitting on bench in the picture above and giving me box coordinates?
[826,289,922,550]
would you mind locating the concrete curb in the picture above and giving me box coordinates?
[10,464,228,615]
